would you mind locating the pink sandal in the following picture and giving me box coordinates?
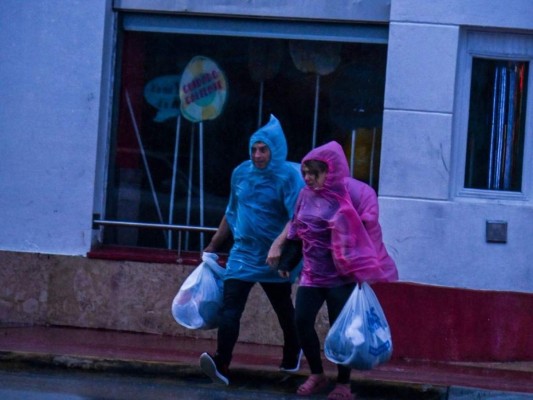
[297,374,329,396]
[327,383,355,400]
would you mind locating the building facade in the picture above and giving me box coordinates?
[0,0,531,362]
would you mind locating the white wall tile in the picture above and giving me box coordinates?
[379,110,452,200]
[384,23,459,113]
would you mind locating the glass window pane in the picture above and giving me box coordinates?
[104,30,387,252]
[465,58,528,191]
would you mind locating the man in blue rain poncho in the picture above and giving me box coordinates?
[200,115,305,386]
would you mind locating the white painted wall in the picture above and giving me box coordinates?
[0,0,110,255]
[0,0,531,293]
[379,0,533,292]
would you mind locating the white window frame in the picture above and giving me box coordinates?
[122,14,388,43]
[452,30,533,201]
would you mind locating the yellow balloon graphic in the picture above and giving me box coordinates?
[179,56,227,123]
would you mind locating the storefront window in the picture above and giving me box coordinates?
[103,20,387,253]
[465,58,528,191]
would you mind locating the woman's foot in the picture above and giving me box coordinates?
[296,374,329,396]
[327,383,355,400]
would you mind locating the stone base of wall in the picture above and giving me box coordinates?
[0,251,326,345]
[0,251,531,362]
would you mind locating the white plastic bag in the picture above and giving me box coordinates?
[171,252,225,330]
[324,282,392,370]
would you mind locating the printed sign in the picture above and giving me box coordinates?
[144,75,181,122]
[179,56,227,123]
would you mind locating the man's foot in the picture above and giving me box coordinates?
[296,374,329,396]
[199,352,229,386]
[280,349,303,373]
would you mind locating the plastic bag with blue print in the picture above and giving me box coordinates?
[325,282,392,370]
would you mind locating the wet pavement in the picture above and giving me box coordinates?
[0,361,447,400]
[0,326,531,399]
[0,364,305,400]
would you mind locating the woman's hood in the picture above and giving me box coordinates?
[302,141,349,190]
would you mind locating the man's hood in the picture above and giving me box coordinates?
[249,114,288,172]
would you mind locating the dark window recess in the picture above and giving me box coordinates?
[465,58,528,191]
[102,28,388,254]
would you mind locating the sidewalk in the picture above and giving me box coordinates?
[0,325,531,398]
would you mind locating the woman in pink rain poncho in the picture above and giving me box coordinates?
[277,141,398,399]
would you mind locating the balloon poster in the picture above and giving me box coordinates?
[179,56,227,123]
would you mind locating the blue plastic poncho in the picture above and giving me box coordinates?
[224,115,304,282]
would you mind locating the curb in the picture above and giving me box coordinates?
[0,351,448,399]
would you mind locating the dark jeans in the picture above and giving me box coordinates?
[216,279,299,366]
[295,283,356,384]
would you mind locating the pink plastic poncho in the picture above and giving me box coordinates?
[288,141,398,286]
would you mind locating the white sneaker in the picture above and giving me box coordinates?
[200,352,229,386]
[279,349,303,373]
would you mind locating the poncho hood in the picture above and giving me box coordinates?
[302,141,350,191]
[249,114,287,172]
